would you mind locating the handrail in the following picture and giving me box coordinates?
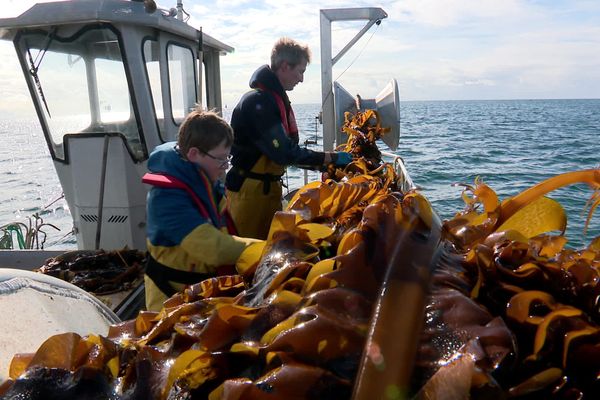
[381,150,416,192]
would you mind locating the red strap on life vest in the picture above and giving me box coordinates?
[256,84,299,141]
[142,173,237,235]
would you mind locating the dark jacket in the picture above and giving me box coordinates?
[225,65,326,191]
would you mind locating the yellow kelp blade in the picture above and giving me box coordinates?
[529,235,568,258]
[267,289,303,308]
[261,315,298,345]
[506,290,557,326]
[583,189,600,234]
[589,236,600,252]
[508,368,563,398]
[107,356,119,378]
[236,241,267,278]
[8,353,34,380]
[403,192,436,230]
[230,342,260,357]
[286,181,322,211]
[287,178,382,222]
[304,259,336,291]
[14,333,89,374]
[267,212,302,240]
[337,230,363,256]
[562,327,600,368]
[498,169,600,227]
[163,349,214,398]
[496,196,567,238]
[456,179,499,213]
[533,307,582,355]
[297,223,334,242]
[472,178,500,214]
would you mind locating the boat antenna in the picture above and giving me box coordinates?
[176,1,191,21]
[177,0,183,20]
[135,0,185,19]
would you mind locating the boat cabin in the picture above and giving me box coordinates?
[0,3,421,390]
[0,1,408,254]
[0,0,232,250]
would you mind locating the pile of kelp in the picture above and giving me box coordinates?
[1,109,599,399]
[0,110,439,399]
[413,171,600,399]
[35,249,146,295]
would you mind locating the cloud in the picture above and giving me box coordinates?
[0,0,598,116]
[388,0,527,27]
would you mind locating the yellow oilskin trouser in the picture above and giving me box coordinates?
[227,155,284,240]
[145,223,258,311]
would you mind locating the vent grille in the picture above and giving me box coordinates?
[108,215,129,223]
[80,215,129,223]
[81,214,98,222]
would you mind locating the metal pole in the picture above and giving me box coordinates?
[95,135,110,250]
[320,11,334,151]
[177,0,183,21]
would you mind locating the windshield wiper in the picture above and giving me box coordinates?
[26,27,56,118]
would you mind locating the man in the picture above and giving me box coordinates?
[142,108,259,311]
[226,37,352,239]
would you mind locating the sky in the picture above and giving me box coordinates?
[0,0,599,118]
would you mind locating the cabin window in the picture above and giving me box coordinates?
[167,43,196,124]
[18,25,146,162]
[34,48,91,159]
[96,59,131,124]
[143,39,166,139]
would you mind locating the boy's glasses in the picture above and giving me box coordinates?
[199,148,232,169]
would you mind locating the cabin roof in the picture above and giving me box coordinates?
[0,0,233,54]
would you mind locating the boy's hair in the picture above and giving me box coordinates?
[177,107,233,158]
[270,37,311,71]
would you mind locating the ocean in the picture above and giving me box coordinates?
[1,99,599,249]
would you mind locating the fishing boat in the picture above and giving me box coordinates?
[0,0,424,392]
[0,0,410,258]
[2,2,600,399]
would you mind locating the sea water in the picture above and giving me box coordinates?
[1,99,599,249]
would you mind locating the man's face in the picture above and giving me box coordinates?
[277,59,307,91]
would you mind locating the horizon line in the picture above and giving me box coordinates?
[274,97,600,107]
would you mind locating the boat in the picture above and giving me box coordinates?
[2,2,600,399]
[0,0,423,392]
[0,1,411,256]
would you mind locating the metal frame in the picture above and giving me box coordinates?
[319,7,388,151]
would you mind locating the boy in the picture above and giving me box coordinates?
[142,108,258,311]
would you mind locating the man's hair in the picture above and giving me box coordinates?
[177,106,233,158]
[270,37,311,71]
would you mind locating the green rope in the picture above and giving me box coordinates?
[1,195,66,250]
[0,224,26,249]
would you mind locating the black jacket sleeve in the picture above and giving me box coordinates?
[239,91,326,168]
